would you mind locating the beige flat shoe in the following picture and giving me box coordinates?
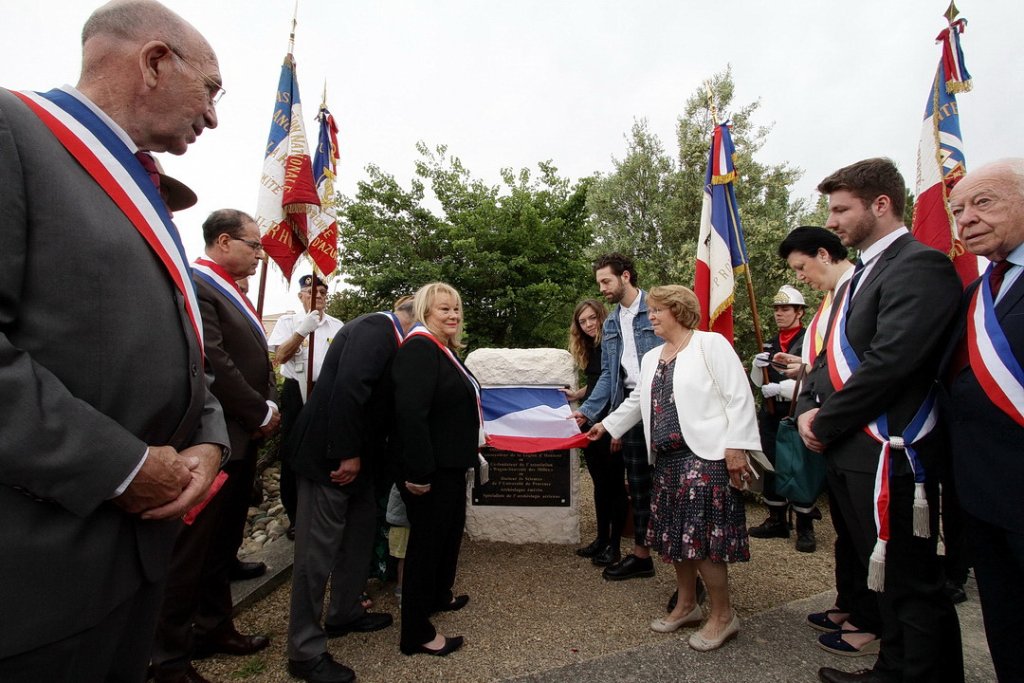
[688,611,740,651]
[650,604,703,633]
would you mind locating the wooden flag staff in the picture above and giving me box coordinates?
[704,81,772,410]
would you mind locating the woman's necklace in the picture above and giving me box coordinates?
[660,328,694,363]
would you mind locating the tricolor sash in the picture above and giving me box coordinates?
[804,291,831,367]
[966,264,1024,427]
[12,87,204,356]
[825,280,938,592]
[404,323,486,446]
[192,258,266,344]
[377,311,407,346]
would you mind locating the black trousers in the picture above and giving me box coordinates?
[279,377,304,525]
[0,579,164,683]
[966,512,1024,683]
[151,456,257,673]
[399,469,467,649]
[827,463,963,683]
[829,481,882,633]
[582,432,626,543]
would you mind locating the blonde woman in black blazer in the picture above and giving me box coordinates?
[392,282,481,657]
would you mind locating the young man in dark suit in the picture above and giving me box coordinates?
[797,158,964,683]
[945,159,1024,682]
[151,210,279,683]
[0,3,229,681]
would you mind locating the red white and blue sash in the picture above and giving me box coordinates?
[825,280,938,591]
[404,323,485,445]
[376,311,407,345]
[966,264,1024,427]
[192,258,266,344]
[12,87,204,356]
[804,291,831,367]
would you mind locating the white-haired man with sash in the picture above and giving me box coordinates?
[945,158,1024,683]
[0,2,228,681]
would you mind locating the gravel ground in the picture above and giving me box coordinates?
[199,473,837,683]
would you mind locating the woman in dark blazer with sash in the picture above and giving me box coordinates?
[392,282,481,657]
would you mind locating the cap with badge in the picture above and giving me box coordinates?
[298,274,328,289]
[772,285,806,307]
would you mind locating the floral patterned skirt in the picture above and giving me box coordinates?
[646,449,750,563]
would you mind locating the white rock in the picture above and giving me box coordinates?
[463,347,581,545]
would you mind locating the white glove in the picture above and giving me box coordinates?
[295,311,321,336]
[761,383,782,399]
[753,352,771,369]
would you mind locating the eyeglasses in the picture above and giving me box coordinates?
[231,237,264,252]
[169,46,226,105]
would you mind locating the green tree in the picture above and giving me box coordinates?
[336,143,594,350]
[588,67,807,361]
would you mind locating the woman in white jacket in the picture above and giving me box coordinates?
[588,285,761,652]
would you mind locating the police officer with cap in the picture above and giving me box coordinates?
[267,274,345,536]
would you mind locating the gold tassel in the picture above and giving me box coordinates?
[867,539,887,592]
[913,482,931,538]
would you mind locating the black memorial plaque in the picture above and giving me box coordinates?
[472,448,571,507]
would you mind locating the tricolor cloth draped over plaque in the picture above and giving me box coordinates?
[481,386,590,453]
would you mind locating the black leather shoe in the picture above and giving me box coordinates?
[287,653,355,683]
[818,667,891,683]
[666,577,707,611]
[193,626,270,658]
[152,663,213,683]
[748,515,790,539]
[591,544,620,567]
[324,611,393,637]
[796,527,817,553]
[602,554,655,581]
[431,594,469,614]
[944,580,967,604]
[575,538,607,558]
[228,559,267,582]
[400,635,464,657]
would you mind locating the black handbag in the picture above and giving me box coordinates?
[773,367,826,503]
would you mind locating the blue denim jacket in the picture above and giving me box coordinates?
[579,290,663,421]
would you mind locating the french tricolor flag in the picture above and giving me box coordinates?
[482,386,591,454]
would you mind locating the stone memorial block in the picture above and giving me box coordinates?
[463,348,581,544]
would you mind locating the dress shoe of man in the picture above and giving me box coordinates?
[431,594,470,614]
[324,611,393,637]
[666,578,707,612]
[818,667,892,683]
[193,625,270,658]
[400,635,464,657]
[575,538,606,558]
[228,559,267,582]
[602,554,655,581]
[152,663,214,683]
[944,579,967,604]
[287,653,355,683]
[591,543,620,567]
[688,610,740,651]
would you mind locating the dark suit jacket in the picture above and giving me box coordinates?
[391,334,481,485]
[797,233,961,474]
[0,88,229,657]
[195,276,277,461]
[287,312,401,485]
[943,274,1024,533]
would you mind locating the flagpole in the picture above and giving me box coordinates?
[306,266,318,399]
[255,254,268,319]
[704,81,771,402]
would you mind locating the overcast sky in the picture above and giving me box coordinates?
[3,1,1020,314]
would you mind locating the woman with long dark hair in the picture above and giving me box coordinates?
[565,299,627,567]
